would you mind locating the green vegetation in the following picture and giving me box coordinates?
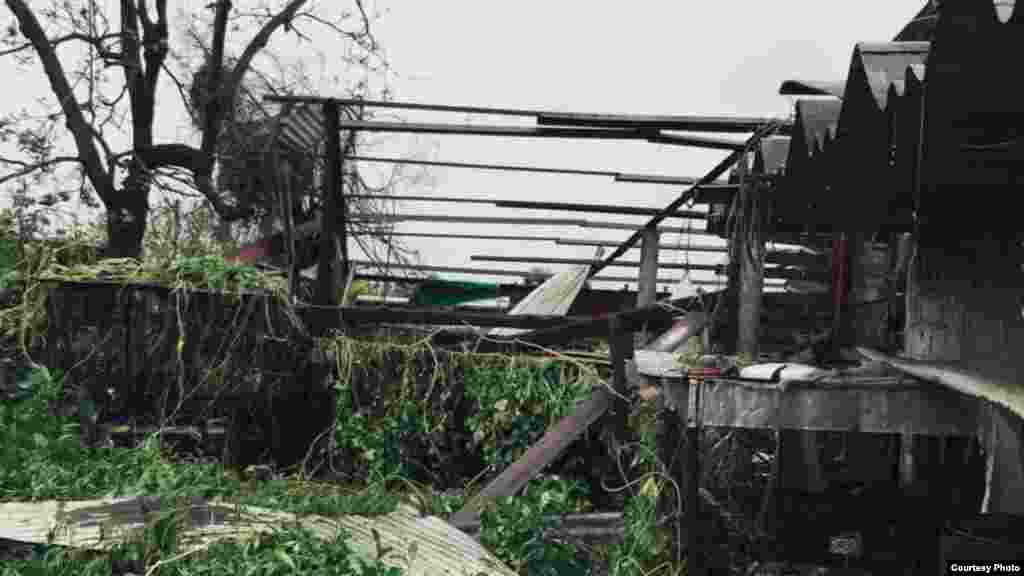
[0,365,405,574]
[0,210,700,575]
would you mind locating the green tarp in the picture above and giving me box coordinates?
[410,278,500,307]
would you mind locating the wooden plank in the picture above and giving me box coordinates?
[449,388,613,526]
[683,376,977,436]
[297,305,577,332]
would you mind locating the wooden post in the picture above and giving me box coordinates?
[687,375,703,575]
[277,153,298,302]
[318,101,341,307]
[607,317,633,446]
[734,153,765,359]
[661,375,690,565]
[638,228,660,344]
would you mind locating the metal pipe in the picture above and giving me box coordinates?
[337,120,650,140]
[349,154,732,189]
[348,261,680,283]
[349,214,588,226]
[580,221,715,236]
[591,122,783,277]
[267,95,543,117]
[471,255,721,272]
[267,95,792,134]
[538,111,788,133]
[348,194,706,219]
[347,155,620,177]
[557,238,727,252]
[352,231,563,242]
[492,200,705,219]
[647,132,746,151]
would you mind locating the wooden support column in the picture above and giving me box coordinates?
[637,228,660,344]
[608,317,634,445]
[733,153,765,359]
[318,101,342,307]
[687,375,703,576]
[661,375,690,565]
[276,152,298,302]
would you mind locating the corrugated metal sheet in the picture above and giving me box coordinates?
[853,42,929,109]
[773,0,1023,237]
[756,136,791,175]
[278,104,324,153]
[0,497,516,576]
[916,0,1024,241]
[796,100,841,157]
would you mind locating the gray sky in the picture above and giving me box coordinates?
[2,0,925,293]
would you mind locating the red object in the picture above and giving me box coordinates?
[235,238,272,263]
[831,235,850,309]
[687,367,722,380]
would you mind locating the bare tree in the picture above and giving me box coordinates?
[1,0,386,258]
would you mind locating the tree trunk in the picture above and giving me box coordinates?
[101,166,150,259]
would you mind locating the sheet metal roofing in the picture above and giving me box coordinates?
[756,136,791,175]
[853,42,930,109]
[795,100,841,156]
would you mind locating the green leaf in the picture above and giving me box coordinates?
[274,548,297,570]
[32,432,48,448]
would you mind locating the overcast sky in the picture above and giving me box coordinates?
[349,0,923,293]
[2,0,925,293]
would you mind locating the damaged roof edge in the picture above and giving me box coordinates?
[778,80,846,98]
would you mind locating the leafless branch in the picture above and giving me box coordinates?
[4,0,113,202]
[0,31,121,59]
[0,155,83,185]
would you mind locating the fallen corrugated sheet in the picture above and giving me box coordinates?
[858,347,1024,422]
[488,247,603,338]
[0,497,516,576]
